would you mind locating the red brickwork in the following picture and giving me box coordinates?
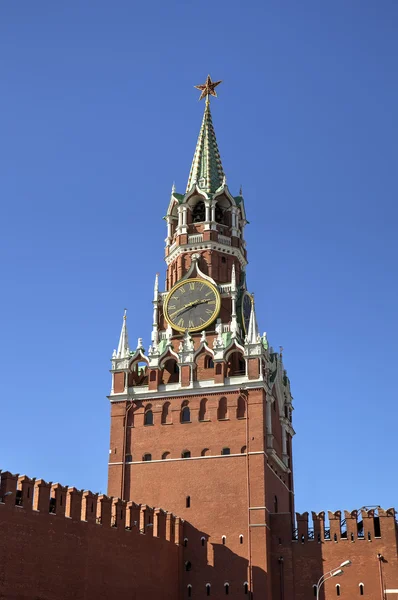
[0,471,180,600]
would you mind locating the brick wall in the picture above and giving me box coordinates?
[0,471,181,600]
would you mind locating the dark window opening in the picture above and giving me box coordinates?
[186,496,191,508]
[244,583,249,595]
[217,397,228,420]
[144,409,153,426]
[205,356,214,369]
[206,584,211,596]
[91,502,94,513]
[49,498,56,514]
[162,452,170,460]
[221,256,226,263]
[181,406,191,423]
[313,586,317,597]
[222,536,226,545]
[215,364,222,375]
[201,537,205,546]
[359,584,364,595]
[184,538,188,547]
[241,445,247,453]
[188,586,192,598]
[182,450,191,459]
[27,487,30,499]
[192,201,205,223]
[374,516,381,537]
[15,490,22,506]
[221,448,230,455]
[199,398,208,421]
[237,396,246,418]
[185,561,192,572]
[273,401,276,411]
[240,535,243,544]
[336,585,340,596]
[143,453,152,462]
[201,448,209,456]
[225,583,229,595]
[161,402,171,424]
[274,495,278,514]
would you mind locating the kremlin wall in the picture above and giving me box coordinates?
[0,468,397,599]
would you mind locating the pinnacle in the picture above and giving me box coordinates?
[186,100,225,195]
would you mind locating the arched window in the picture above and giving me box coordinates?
[206,584,211,596]
[336,584,340,596]
[236,396,246,418]
[199,398,208,421]
[181,401,190,423]
[201,448,210,456]
[142,453,152,461]
[239,535,243,544]
[241,445,247,453]
[186,496,190,508]
[184,538,188,547]
[244,582,249,595]
[192,200,205,223]
[217,397,228,420]
[205,355,214,369]
[144,405,153,426]
[185,561,191,572]
[274,495,278,514]
[187,584,192,598]
[313,585,317,597]
[182,450,191,459]
[222,535,226,545]
[221,447,230,455]
[201,536,205,546]
[224,583,229,595]
[359,583,364,595]
[150,370,156,381]
[161,402,171,424]
[162,451,170,460]
[215,363,222,375]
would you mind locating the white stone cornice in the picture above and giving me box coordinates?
[108,379,267,403]
[165,240,247,268]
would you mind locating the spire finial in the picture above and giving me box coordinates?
[194,74,222,101]
[116,309,130,359]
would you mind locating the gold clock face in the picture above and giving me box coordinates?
[164,278,221,333]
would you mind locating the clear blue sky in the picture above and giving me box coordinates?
[1,1,397,516]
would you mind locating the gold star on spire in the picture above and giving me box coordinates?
[194,74,222,101]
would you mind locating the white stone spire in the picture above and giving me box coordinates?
[151,274,159,347]
[246,298,259,345]
[116,309,130,359]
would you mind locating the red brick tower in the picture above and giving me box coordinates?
[107,76,295,599]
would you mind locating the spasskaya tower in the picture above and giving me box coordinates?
[107,76,295,599]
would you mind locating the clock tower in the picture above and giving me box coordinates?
[107,76,295,599]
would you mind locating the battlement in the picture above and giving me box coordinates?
[0,470,183,545]
[292,507,397,543]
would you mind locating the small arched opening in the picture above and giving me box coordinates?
[206,584,211,596]
[181,401,191,423]
[217,397,228,420]
[192,200,205,223]
[236,395,246,418]
[144,405,154,426]
[224,583,229,595]
[162,451,170,460]
[227,351,245,377]
[359,583,364,595]
[185,561,191,572]
[161,401,171,424]
[201,448,210,456]
[161,358,179,384]
[199,398,208,421]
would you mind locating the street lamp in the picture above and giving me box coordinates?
[316,561,351,600]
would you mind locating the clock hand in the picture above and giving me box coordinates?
[169,298,212,319]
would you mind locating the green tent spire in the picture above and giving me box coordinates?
[186,79,225,195]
